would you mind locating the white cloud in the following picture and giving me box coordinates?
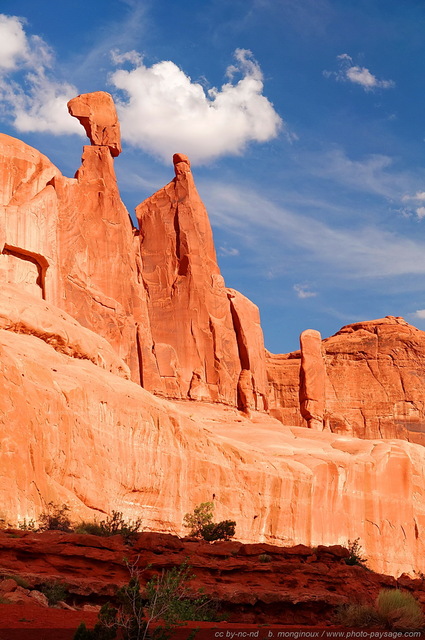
[0,14,29,70]
[414,310,425,319]
[0,14,81,136]
[402,191,425,202]
[294,284,317,299]
[416,207,425,220]
[110,48,283,163]
[324,54,395,91]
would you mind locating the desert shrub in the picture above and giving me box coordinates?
[76,511,142,544]
[376,589,424,630]
[344,538,367,567]
[18,518,37,531]
[335,590,424,631]
[183,503,236,542]
[73,559,221,640]
[145,561,221,625]
[334,602,383,627]
[199,520,236,542]
[41,580,68,605]
[75,521,105,536]
[38,502,73,533]
[413,569,425,580]
[258,553,272,563]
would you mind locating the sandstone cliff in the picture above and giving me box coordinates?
[1,91,425,577]
[267,316,425,446]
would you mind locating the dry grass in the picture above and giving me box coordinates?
[376,589,424,630]
[334,603,383,627]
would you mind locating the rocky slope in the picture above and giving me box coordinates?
[1,530,424,626]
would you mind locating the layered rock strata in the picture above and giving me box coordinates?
[1,531,424,625]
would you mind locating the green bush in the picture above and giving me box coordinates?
[183,503,236,542]
[38,503,73,533]
[41,580,68,606]
[73,620,116,640]
[76,511,142,544]
[18,518,37,532]
[344,538,367,567]
[200,520,236,542]
[376,589,424,630]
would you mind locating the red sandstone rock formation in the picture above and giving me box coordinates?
[136,154,240,404]
[267,316,425,446]
[0,107,160,384]
[2,91,425,579]
[227,288,268,413]
[299,329,326,430]
[2,531,424,626]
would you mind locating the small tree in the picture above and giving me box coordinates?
[73,559,221,640]
[183,503,236,542]
[182,502,214,537]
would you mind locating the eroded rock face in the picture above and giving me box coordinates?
[267,316,425,445]
[136,153,241,404]
[227,288,268,413]
[0,107,159,384]
[1,314,425,576]
[322,317,425,444]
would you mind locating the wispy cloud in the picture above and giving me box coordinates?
[110,48,283,163]
[413,310,425,319]
[402,191,425,220]
[218,245,240,257]
[202,180,425,279]
[294,284,317,299]
[324,54,395,91]
[310,148,420,200]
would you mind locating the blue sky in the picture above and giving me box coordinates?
[1,0,425,353]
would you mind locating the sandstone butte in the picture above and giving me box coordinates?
[0,91,425,579]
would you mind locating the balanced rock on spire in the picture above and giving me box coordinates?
[67,91,122,157]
